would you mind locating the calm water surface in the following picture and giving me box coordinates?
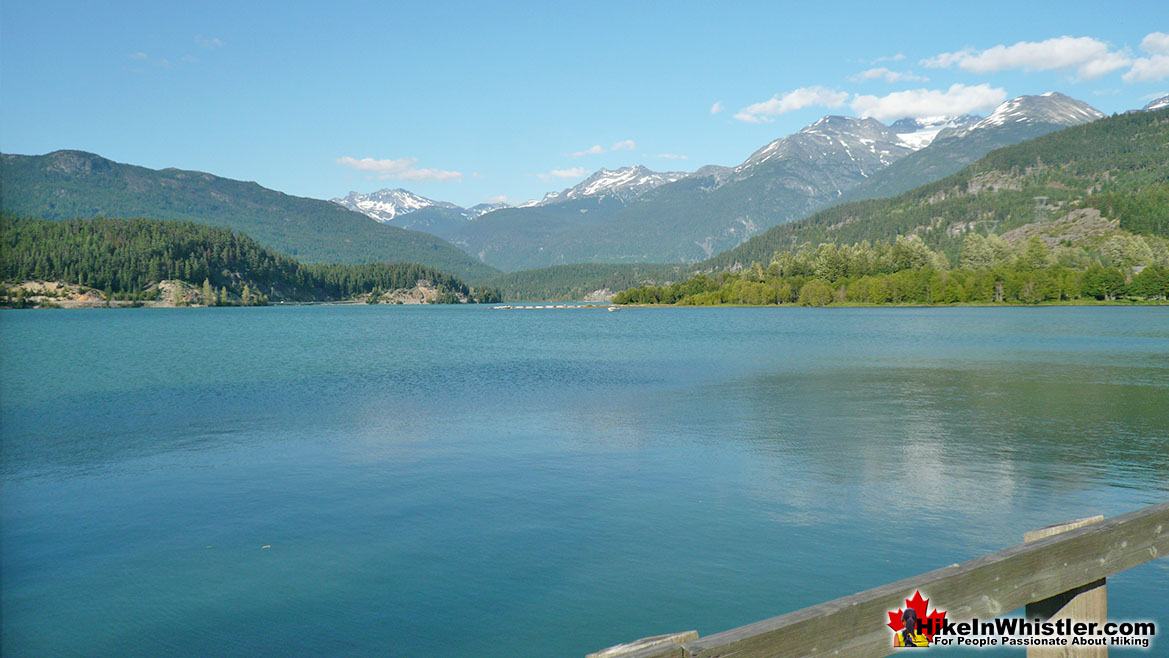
[2,306,1167,656]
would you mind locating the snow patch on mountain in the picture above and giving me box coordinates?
[890,115,981,150]
[333,189,517,225]
[960,92,1104,135]
[1142,95,1169,112]
[467,202,510,218]
[737,116,913,173]
[539,165,686,205]
[332,188,457,223]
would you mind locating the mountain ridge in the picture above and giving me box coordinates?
[0,150,500,280]
[837,92,1105,203]
[700,105,1169,272]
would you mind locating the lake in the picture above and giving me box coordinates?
[2,305,1167,656]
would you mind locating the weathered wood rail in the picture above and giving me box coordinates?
[590,501,1168,658]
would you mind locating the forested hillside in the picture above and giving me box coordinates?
[0,216,499,304]
[0,151,500,281]
[481,262,683,301]
[704,108,1169,271]
[616,233,1169,306]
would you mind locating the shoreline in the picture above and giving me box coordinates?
[8,299,1167,310]
[614,299,1169,309]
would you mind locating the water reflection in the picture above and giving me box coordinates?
[2,306,1167,658]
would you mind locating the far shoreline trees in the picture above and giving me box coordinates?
[0,216,502,305]
[615,234,1169,306]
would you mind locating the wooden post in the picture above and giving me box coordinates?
[1024,516,1106,658]
[589,502,1169,658]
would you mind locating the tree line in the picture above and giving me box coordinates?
[704,108,1169,272]
[614,234,1169,306]
[0,216,501,304]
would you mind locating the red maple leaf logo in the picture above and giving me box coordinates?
[887,590,947,642]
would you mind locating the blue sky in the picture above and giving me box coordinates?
[2,1,1167,207]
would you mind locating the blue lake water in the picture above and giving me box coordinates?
[2,305,1167,656]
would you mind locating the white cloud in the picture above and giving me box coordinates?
[922,36,1130,80]
[195,35,225,49]
[651,153,688,160]
[1142,32,1169,55]
[710,101,724,114]
[1124,55,1169,82]
[734,86,849,123]
[1080,51,1132,79]
[872,53,906,64]
[921,48,974,69]
[485,194,510,204]
[571,144,604,158]
[537,167,588,182]
[336,156,463,183]
[1123,33,1169,82]
[851,83,1007,122]
[125,52,175,70]
[850,67,928,83]
[571,140,635,158]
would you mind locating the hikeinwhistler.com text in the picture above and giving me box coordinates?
[924,617,1155,649]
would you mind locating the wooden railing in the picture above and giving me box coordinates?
[589,501,1169,658]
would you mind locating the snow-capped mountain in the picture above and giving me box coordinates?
[337,91,1109,272]
[467,202,511,218]
[332,188,517,237]
[889,115,981,150]
[539,166,687,205]
[332,188,459,223]
[1142,95,1169,111]
[736,115,914,177]
[840,92,1104,204]
[947,92,1104,138]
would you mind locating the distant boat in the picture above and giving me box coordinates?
[608,306,620,312]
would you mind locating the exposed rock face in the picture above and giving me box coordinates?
[581,288,614,303]
[372,280,470,304]
[1001,208,1118,247]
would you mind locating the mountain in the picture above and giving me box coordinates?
[445,195,631,270]
[359,204,473,238]
[1142,95,1169,112]
[448,117,923,270]
[332,189,516,239]
[343,94,1100,273]
[736,115,914,172]
[468,201,510,217]
[888,115,981,149]
[332,188,457,223]
[332,188,472,238]
[840,93,1104,202]
[538,165,686,205]
[702,105,1169,272]
[442,165,691,271]
[0,151,500,280]
[949,92,1103,136]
